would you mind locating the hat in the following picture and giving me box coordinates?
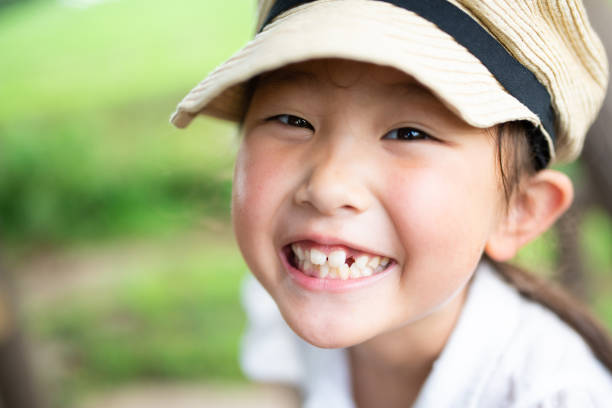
[170,0,608,168]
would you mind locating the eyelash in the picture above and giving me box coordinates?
[266,114,314,131]
[382,127,433,141]
[265,114,434,141]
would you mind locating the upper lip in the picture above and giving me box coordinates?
[280,232,393,259]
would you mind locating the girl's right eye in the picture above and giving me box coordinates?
[266,114,314,131]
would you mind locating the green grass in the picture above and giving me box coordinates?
[0,0,254,121]
[30,241,248,406]
[0,0,252,245]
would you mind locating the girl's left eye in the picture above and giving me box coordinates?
[382,127,433,141]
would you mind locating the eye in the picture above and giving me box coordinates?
[382,127,433,141]
[266,114,314,131]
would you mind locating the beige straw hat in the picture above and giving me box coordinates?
[170,0,608,167]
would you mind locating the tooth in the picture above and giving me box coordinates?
[362,266,373,277]
[367,256,380,268]
[293,244,305,260]
[380,257,390,267]
[328,250,346,268]
[303,260,312,273]
[355,256,368,268]
[319,264,329,278]
[349,265,361,278]
[329,267,339,279]
[339,264,350,280]
[310,248,327,265]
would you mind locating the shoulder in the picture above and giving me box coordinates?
[481,269,612,406]
[414,262,612,408]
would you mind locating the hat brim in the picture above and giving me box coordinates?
[170,0,552,157]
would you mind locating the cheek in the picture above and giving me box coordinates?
[383,161,500,297]
[233,143,273,228]
[232,137,301,270]
[386,171,470,256]
[388,156,500,243]
[232,140,281,246]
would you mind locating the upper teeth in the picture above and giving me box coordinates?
[291,244,390,280]
[328,250,346,268]
[310,249,327,265]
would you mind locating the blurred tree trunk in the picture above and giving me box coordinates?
[556,0,612,299]
[0,267,42,408]
[556,195,589,300]
[584,0,612,216]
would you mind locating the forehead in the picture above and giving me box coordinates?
[256,58,435,98]
[252,58,472,130]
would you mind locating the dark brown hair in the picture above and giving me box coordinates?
[491,121,612,372]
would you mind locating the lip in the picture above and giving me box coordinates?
[278,235,396,293]
[280,233,392,259]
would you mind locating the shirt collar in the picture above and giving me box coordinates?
[412,261,522,407]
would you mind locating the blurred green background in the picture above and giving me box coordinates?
[1,1,254,406]
[0,1,611,407]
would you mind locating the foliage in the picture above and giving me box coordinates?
[0,0,252,245]
[0,112,236,243]
[29,242,248,405]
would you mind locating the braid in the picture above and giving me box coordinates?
[493,122,612,373]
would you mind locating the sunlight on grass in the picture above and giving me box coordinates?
[0,0,254,121]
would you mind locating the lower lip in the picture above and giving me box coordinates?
[279,249,394,293]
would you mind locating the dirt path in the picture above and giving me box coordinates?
[7,222,302,408]
[77,383,300,408]
[10,219,234,308]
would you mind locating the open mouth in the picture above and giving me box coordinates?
[283,241,393,280]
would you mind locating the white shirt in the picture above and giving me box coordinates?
[240,262,612,407]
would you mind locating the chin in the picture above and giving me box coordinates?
[281,308,372,349]
[296,327,361,349]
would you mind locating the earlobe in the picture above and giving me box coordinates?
[485,169,574,261]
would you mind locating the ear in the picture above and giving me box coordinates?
[485,169,574,261]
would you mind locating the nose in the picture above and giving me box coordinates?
[294,141,373,215]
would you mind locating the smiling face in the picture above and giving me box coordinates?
[232,59,507,348]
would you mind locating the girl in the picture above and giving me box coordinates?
[171,0,612,406]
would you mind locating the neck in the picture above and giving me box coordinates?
[349,284,469,408]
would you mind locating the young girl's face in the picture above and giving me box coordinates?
[233,59,507,348]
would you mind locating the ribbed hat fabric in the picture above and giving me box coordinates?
[170,0,608,165]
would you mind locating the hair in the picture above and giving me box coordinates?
[491,121,612,373]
